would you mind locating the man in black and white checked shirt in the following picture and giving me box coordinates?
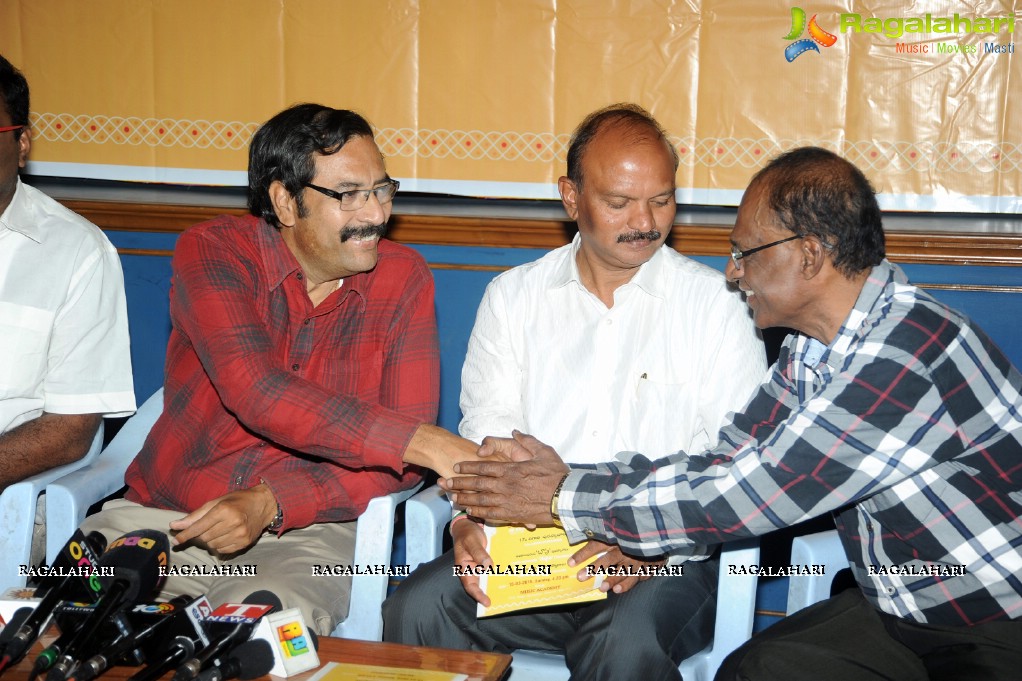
[443,147,1022,680]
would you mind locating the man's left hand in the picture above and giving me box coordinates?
[440,431,569,526]
[170,483,278,555]
[568,539,666,594]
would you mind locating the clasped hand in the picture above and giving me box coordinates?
[440,430,570,526]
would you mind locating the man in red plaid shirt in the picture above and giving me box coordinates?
[83,104,480,634]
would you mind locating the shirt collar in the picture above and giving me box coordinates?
[257,217,301,291]
[0,179,43,243]
[550,232,668,300]
[808,259,900,369]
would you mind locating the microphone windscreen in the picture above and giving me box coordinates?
[232,640,274,680]
[0,607,33,645]
[306,628,318,653]
[85,531,109,555]
[98,530,170,603]
[241,591,282,614]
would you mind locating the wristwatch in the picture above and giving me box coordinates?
[267,503,284,532]
[550,473,569,527]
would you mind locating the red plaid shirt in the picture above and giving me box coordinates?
[125,215,436,530]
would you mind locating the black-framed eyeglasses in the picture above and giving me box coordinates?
[0,125,24,134]
[730,234,802,270]
[304,179,400,211]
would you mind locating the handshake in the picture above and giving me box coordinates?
[403,425,572,529]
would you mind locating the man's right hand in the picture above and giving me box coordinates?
[402,424,534,479]
[452,518,493,607]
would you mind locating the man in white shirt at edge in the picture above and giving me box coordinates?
[0,54,135,504]
[384,104,766,680]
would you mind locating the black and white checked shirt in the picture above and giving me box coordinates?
[559,260,1022,625]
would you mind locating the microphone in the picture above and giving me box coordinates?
[44,530,169,681]
[248,601,320,676]
[171,623,248,681]
[172,592,280,681]
[226,591,281,615]
[128,596,214,681]
[34,531,109,603]
[0,531,106,671]
[194,640,274,681]
[0,607,33,648]
[128,636,196,681]
[69,600,188,681]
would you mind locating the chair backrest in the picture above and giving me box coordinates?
[0,423,104,591]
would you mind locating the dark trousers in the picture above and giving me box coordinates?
[716,587,1022,681]
[384,549,719,681]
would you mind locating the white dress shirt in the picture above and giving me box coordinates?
[460,234,767,465]
[0,179,135,434]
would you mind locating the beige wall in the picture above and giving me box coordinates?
[3,0,1020,210]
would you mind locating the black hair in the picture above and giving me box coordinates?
[751,146,885,277]
[247,104,375,228]
[0,54,30,141]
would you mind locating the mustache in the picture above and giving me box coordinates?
[340,223,387,243]
[617,229,662,243]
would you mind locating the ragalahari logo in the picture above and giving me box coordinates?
[784,7,838,61]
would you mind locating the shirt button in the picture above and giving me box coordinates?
[592,430,599,437]
[296,272,304,280]
[605,318,613,325]
[886,586,896,595]
[291,363,300,371]
[234,476,243,486]
[304,319,311,325]
[584,529,594,537]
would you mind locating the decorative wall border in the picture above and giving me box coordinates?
[32,114,1022,174]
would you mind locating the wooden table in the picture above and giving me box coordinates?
[5,637,511,681]
[293,638,511,681]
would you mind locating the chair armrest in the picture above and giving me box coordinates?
[333,482,423,641]
[404,484,452,572]
[785,529,846,615]
[0,424,104,590]
[711,539,760,649]
[678,538,760,681]
[45,389,164,564]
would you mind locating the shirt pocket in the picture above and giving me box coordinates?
[0,302,54,398]
[328,347,385,402]
[626,375,703,458]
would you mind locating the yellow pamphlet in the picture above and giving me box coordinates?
[477,525,606,617]
[308,661,467,681]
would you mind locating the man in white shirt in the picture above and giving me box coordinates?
[0,54,135,495]
[384,104,765,680]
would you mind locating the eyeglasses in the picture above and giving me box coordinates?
[730,234,802,270]
[0,125,24,134]
[303,179,400,211]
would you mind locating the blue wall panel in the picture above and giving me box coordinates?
[107,235,1022,428]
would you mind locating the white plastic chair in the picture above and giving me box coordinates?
[44,387,420,641]
[0,423,104,591]
[405,484,761,681]
[785,529,848,616]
